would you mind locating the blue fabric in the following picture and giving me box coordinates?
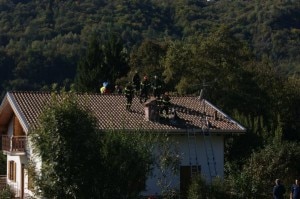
[291,184,300,199]
[273,184,285,199]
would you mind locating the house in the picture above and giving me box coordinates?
[0,91,246,198]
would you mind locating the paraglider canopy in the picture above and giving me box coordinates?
[100,82,110,94]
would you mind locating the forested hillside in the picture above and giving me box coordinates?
[0,0,299,95]
[1,0,300,197]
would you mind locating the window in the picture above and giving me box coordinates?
[8,161,16,182]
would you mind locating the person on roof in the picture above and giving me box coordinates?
[132,70,141,94]
[160,92,171,115]
[124,82,134,111]
[152,75,163,98]
[140,75,151,103]
[114,84,123,94]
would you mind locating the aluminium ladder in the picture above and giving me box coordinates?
[186,124,200,177]
[201,117,217,182]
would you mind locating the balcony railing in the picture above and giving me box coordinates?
[1,135,27,152]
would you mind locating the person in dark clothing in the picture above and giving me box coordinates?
[114,84,122,94]
[124,83,134,111]
[160,92,171,115]
[132,71,141,94]
[273,179,286,199]
[291,179,300,199]
[140,75,151,103]
[152,75,162,98]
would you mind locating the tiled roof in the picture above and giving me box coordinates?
[5,91,246,134]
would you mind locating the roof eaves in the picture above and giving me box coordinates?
[0,94,9,113]
[7,92,29,133]
[204,99,246,131]
[98,128,246,136]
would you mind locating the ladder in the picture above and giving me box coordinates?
[201,117,217,182]
[186,124,200,177]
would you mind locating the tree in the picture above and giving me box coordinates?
[129,39,167,78]
[162,40,194,94]
[101,31,129,86]
[99,131,154,198]
[162,25,255,111]
[29,91,155,198]
[154,134,181,198]
[74,35,105,92]
[187,175,230,199]
[30,92,103,198]
[227,141,300,198]
[74,32,129,92]
[0,49,14,97]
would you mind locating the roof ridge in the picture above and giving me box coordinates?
[9,91,52,94]
[8,91,201,97]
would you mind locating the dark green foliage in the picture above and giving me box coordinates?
[100,131,154,198]
[29,92,155,198]
[100,32,129,86]
[0,153,6,175]
[227,141,300,199]
[1,1,300,196]
[163,26,255,111]
[1,0,299,95]
[129,39,167,83]
[75,32,129,92]
[0,186,15,199]
[0,49,14,97]
[187,175,208,199]
[187,175,231,199]
[74,35,105,92]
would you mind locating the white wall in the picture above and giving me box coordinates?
[178,134,224,180]
[6,118,37,198]
[6,155,27,196]
[142,133,224,196]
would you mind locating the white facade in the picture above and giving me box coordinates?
[2,119,227,197]
[0,92,245,198]
[143,133,224,196]
[3,114,224,197]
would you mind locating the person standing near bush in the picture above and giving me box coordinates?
[273,179,286,199]
[290,179,300,199]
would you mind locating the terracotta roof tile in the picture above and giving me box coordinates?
[7,91,246,134]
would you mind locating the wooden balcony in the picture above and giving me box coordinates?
[1,135,27,153]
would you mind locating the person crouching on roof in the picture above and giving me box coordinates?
[160,92,171,115]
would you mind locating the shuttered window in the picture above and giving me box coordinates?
[8,161,16,182]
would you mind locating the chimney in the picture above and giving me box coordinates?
[144,97,158,121]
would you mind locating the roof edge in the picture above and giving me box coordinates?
[7,92,29,133]
[204,99,246,131]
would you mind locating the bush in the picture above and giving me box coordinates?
[187,175,231,199]
[0,186,14,199]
